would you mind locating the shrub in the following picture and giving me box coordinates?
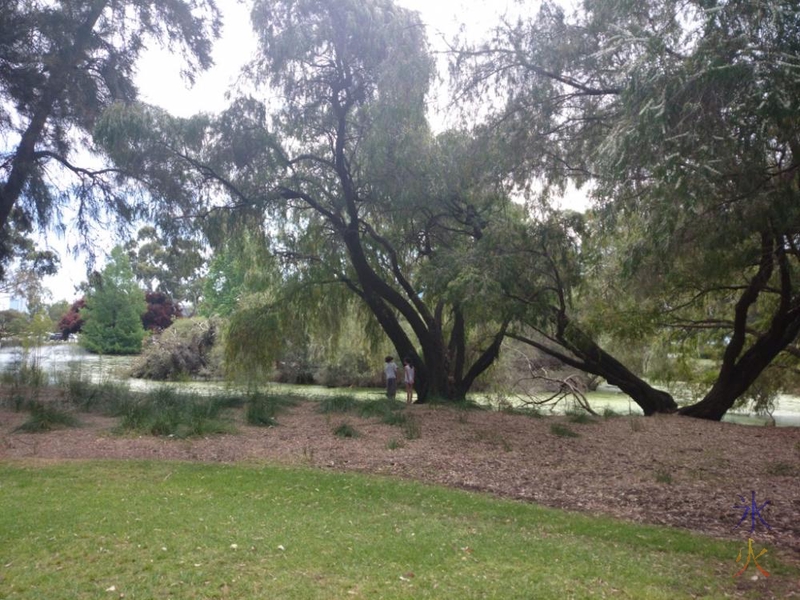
[333,422,359,438]
[550,423,580,438]
[15,401,79,432]
[246,392,298,427]
[130,318,220,381]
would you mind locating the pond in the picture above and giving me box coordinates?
[2,343,799,427]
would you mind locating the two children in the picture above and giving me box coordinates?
[384,356,415,404]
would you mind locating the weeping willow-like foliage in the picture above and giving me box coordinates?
[456,0,800,418]
[0,0,221,270]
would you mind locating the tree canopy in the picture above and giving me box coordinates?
[0,0,221,268]
[454,0,800,419]
[98,0,521,401]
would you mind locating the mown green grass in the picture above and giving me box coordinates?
[0,461,794,599]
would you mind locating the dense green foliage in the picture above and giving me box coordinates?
[4,0,797,419]
[80,247,147,355]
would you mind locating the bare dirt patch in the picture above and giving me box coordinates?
[2,393,800,560]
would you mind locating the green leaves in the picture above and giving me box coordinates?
[80,247,147,355]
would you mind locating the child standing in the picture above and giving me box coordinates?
[403,357,415,404]
[384,356,398,399]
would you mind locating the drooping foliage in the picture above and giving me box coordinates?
[457,0,800,418]
[98,0,516,401]
[0,0,221,267]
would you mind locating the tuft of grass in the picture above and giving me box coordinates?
[566,409,595,424]
[655,468,673,484]
[65,378,134,415]
[246,392,298,427]
[503,405,543,418]
[629,417,646,432]
[1,359,48,388]
[358,398,404,419]
[318,394,359,414]
[333,422,359,438]
[766,461,796,477]
[386,438,404,450]
[550,423,580,438]
[602,406,619,419]
[116,387,235,438]
[15,401,80,433]
[403,417,421,440]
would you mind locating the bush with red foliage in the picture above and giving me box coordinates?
[142,291,182,331]
[58,298,85,340]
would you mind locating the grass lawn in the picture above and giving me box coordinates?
[0,461,795,599]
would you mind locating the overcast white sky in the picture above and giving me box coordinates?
[45,0,586,301]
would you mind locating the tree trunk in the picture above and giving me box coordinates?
[508,330,678,415]
[679,310,800,420]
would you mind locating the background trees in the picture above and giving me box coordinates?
[81,247,146,354]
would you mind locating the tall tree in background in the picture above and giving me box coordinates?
[0,0,220,267]
[457,0,800,419]
[81,246,146,354]
[125,226,205,309]
[98,0,514,401]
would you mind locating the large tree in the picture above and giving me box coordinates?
[0,0,220,264]
[456,0,800,419]
[98,0,513,401]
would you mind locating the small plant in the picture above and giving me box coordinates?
[655,468,673,484]
[629,418,645,432]
[550,423,580,438]
[15,401,80,433]
[766,461,796,477]
[403,418,421,440]
[334,422,359,438]
[246,392,297,427]
[319,395,359,414]
[386,438,404,450]
[602,406,619,419]
[566,409,595,424]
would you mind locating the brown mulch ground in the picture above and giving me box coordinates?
[2,391,800,561]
